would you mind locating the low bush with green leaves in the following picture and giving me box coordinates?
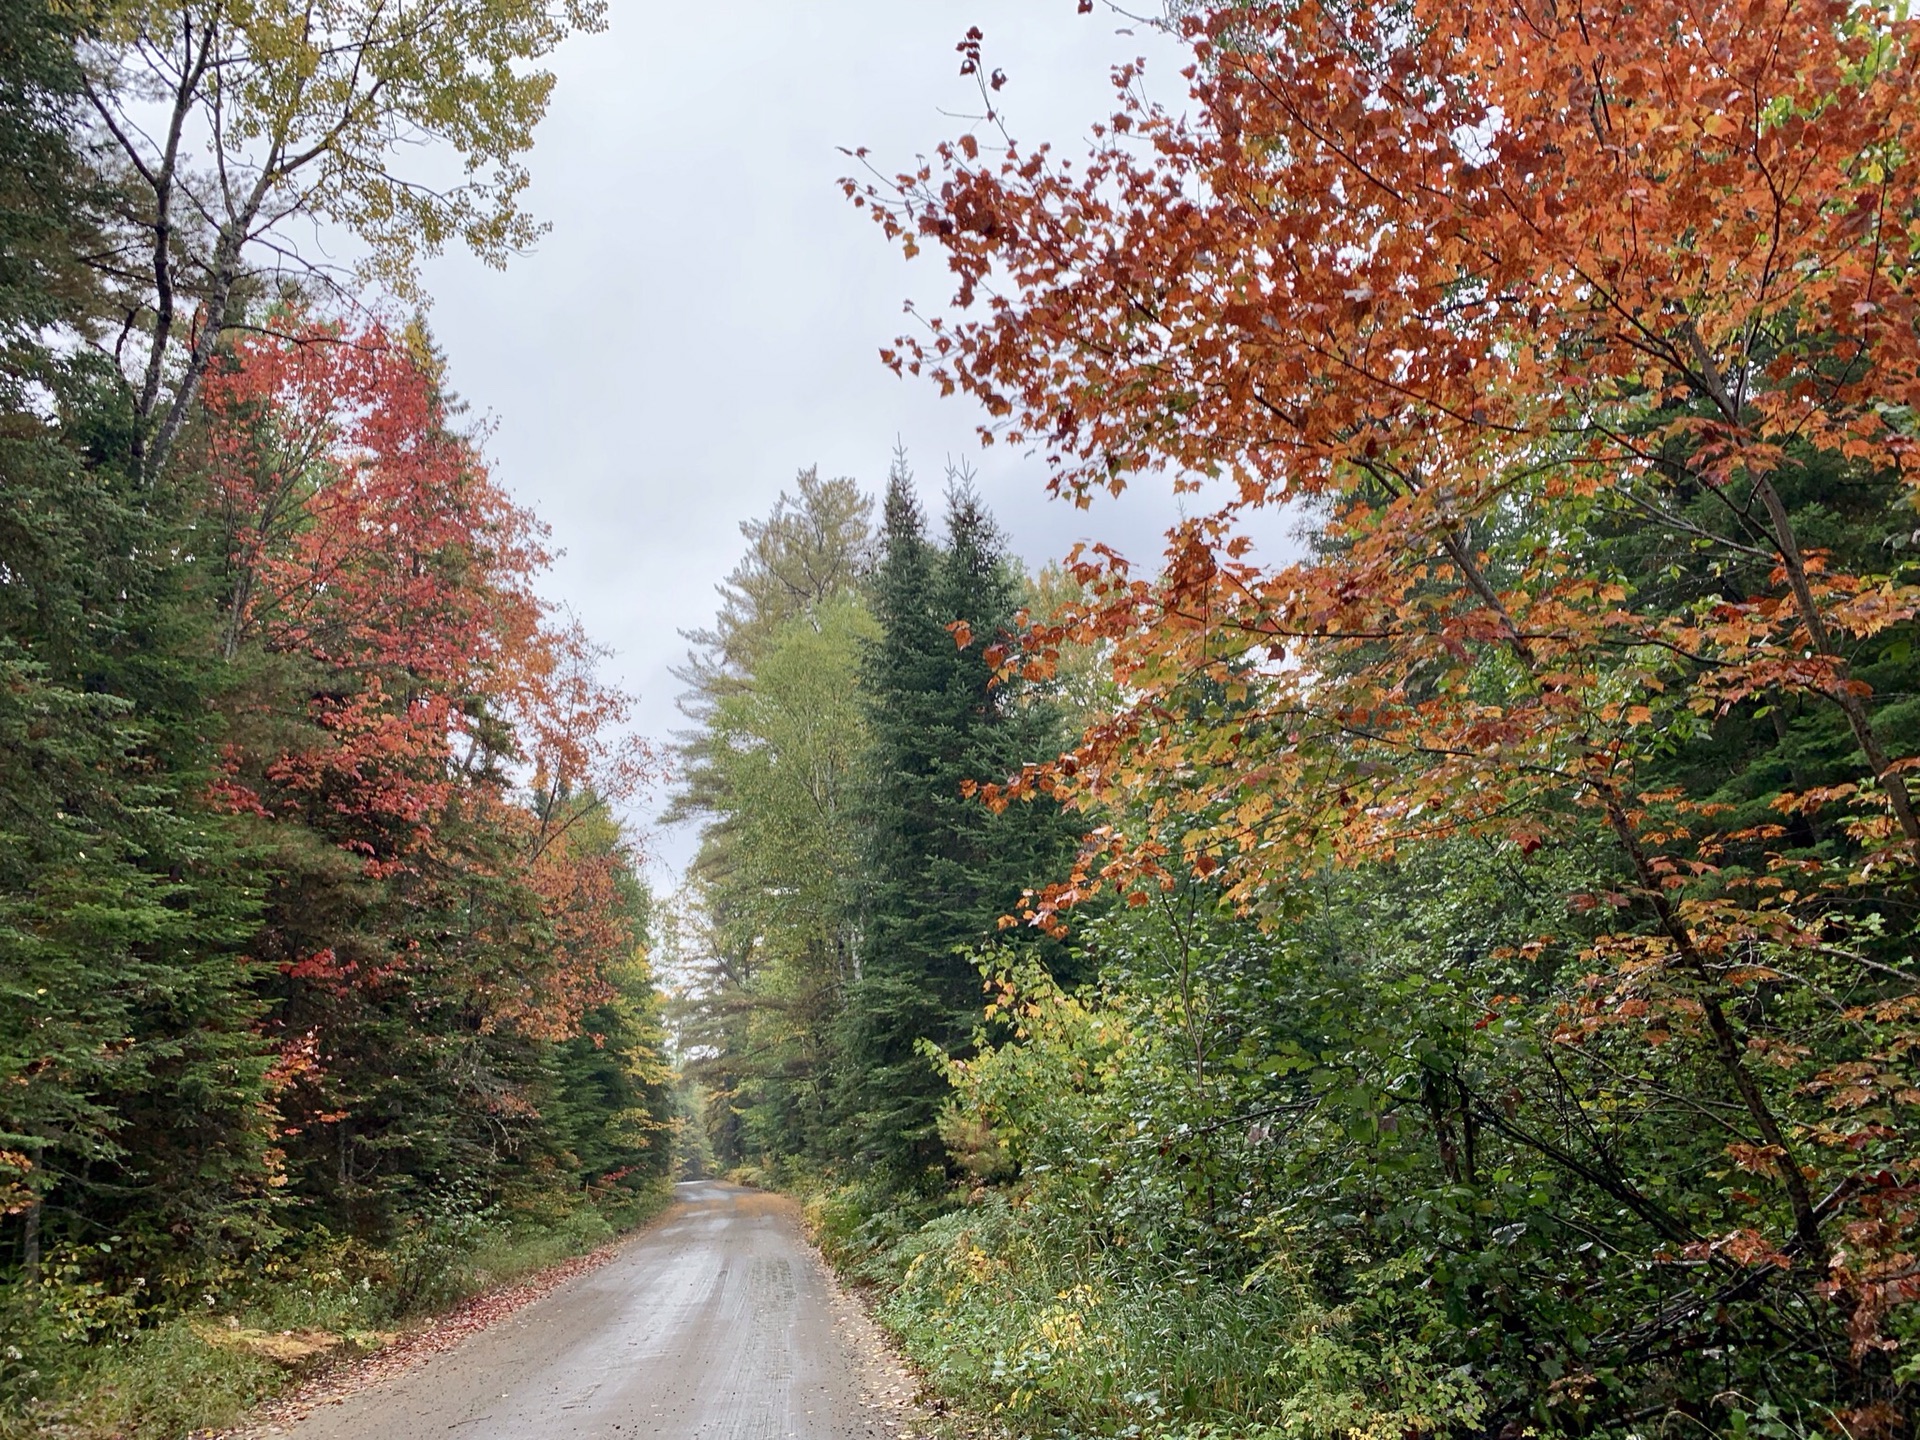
[798,836,1880,1440]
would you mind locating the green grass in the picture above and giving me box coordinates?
[18,1321,289,1440]
[797,1182,1486,1440]
[0,1184,671,1440]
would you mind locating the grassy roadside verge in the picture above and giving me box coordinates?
[0,1184,673,1440]
[735,1168,1000,1440]
[764,1167,1481,1440]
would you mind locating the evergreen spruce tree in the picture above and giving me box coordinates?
[0,0,276,1282]
[543,863,676,1197]
[837,458,1077,1181]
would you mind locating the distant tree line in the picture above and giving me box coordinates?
[669,456,1080,1183]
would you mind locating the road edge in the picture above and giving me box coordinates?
[789,1196,1005,1440]
[199,1193,685,1440]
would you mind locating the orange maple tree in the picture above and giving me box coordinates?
[855,0,1920,1406]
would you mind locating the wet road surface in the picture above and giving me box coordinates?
[273,1182,914,1440]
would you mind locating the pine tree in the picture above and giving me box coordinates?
[668,471,874,1171]
[0,0,276,1281]
[836,459,1077,1181]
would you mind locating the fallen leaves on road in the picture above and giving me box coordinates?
[202,1234,636,1438]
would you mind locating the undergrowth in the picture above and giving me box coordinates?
[0,1182,670,1440]
[798,1179,1483,1440]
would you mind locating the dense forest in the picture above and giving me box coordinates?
[8,0,1920,1437]
[0,0,671,1431]
[668,2,1920,1439]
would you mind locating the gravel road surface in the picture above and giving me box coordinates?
[267,1182,919,1440]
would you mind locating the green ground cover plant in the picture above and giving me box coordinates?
[0,1184,669,1440]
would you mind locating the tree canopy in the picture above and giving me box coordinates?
[0,6,669,1425]
[824,0,1920,1432]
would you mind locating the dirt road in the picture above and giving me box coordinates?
[268,1182,920,1440]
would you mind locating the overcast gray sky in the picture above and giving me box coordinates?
[413,2,1197,878]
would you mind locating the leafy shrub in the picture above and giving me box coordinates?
[876,1197,1484,1440]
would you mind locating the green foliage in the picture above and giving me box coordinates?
[709,597,876,950]
[93,0,603,287]
[3,1312,289,1440]
[852,814,1885,1437]
[835,461,1079,1180]
[83,0,610,480]
[878,1198,1485,1440]
[0,651,274,1275]
[668,468,876,1168]
[0,1188,665,1440]
[0,140,277,1282]
[0,0,94,360]
[0,8,671,1432]
[546,926,678,1195]
[670,455,1080,1187]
